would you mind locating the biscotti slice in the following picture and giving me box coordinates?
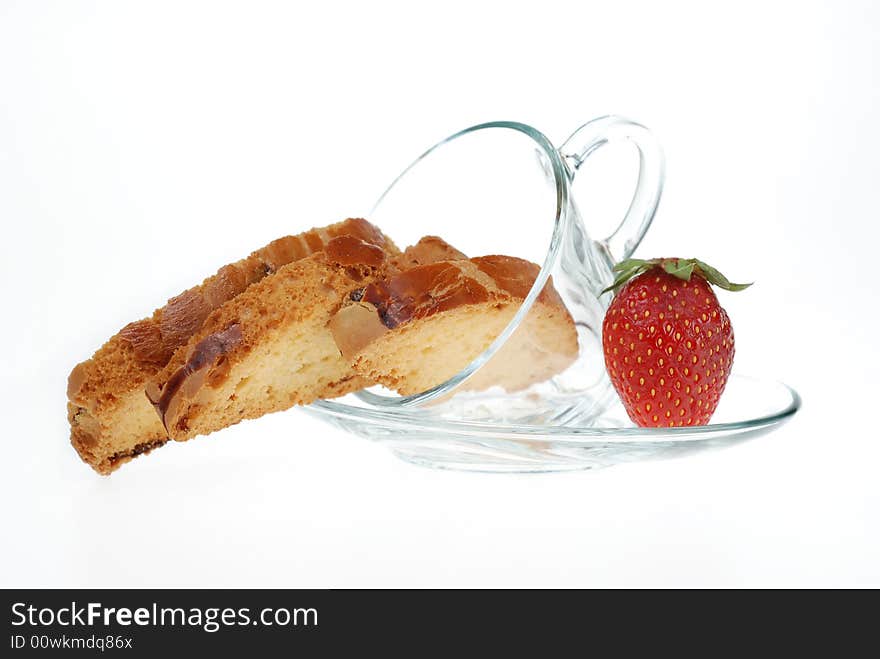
[329,255,579,396]
[145,235,400,442]
[68,218,398,474]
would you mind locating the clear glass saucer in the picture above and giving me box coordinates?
[304,374,801,472]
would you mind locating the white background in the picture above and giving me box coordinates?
[1,0,878,587]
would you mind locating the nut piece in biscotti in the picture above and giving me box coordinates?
[145,235,399,442]
[329,255,579,396]
[67,218,398,474]
[390,235,468,270]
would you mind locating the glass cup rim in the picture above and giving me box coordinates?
[354,120,573,409]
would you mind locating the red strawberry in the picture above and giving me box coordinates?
[601,258,751,427]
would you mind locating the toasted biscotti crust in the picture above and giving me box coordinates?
[329,255,579,396]
[146,235,394,441]
[68,218,398,474]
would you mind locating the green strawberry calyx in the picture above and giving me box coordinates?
[601,258,753,295]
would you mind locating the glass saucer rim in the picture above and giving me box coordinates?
[305,373,801,445]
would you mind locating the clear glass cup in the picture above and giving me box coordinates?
[348,115,664,425]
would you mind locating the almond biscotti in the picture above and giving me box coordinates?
[67,218,398,474]
[329,255,579,396]
[145,235,432,441]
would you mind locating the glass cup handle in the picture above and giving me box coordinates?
[560,115,665,262]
